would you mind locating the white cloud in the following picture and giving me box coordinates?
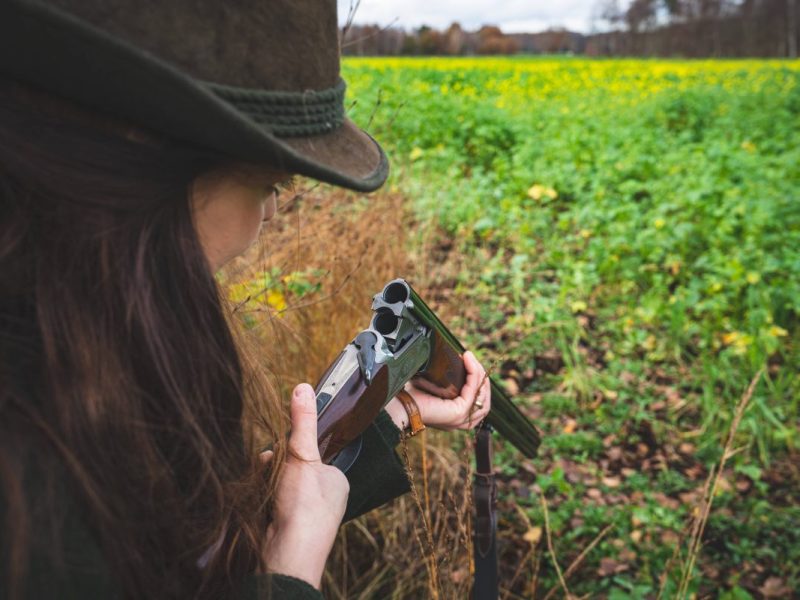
[337,0,608,33]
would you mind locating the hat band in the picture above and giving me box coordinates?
[206,78,346,138]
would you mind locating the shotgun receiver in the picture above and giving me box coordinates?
[315,279,540,471]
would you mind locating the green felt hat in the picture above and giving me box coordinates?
[0,0,389,192]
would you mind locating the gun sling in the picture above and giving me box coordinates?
[473,422,499,600]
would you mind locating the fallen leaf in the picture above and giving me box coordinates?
[503,377,520,396]
[597,557,629,577]
[563,418,578,434]
[716,475,733,493]
[660,530,680,545]
[653,492,680,510]
[523,526,543,544]
[760,576,789,598]
[607,447,623,461]
[685,465,704,480]
[619,548,636,562]
[602,476,622,488]
[701,563,720,579]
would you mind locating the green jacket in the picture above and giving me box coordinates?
[1,410,410,600]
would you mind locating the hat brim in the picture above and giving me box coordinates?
[0,0,389,192]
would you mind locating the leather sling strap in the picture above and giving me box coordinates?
[473,422,498,600]
[396,389,426,436]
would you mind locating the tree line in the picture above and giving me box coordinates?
[341,0,798,58]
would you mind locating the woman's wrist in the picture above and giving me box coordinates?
[262,524,329,589]
[385,393,427,436]
[384,397,410,431]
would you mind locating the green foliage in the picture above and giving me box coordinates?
[344,57,800,598]
[345,57,800,458]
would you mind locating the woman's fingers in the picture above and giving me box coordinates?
[462,376,491,429]
[403,351,492,431]
[459,351,484,404]
[461,351,488,411]
[288,383,321,462]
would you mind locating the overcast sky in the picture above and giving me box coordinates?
[337,0,618,34]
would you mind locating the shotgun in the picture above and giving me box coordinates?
[315,278,540,471]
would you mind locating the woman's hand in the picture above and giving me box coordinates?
[261,383,349,589]
[385,350,491,432]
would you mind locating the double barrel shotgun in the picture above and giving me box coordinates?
[314,278,541,600]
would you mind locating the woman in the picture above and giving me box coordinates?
[0,1,490,598]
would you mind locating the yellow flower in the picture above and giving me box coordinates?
[266,290,287,313]
[653,218,666,230]
[769,325,788,338]
[579,229,592,239]
[721,331,740,345]
[409,147,424,161]
[746,272,761,285]
[227,282,250,305]
[570,300,587,313]
[721,331,752,354]
[527,184,557,201]
[527,184,545,200]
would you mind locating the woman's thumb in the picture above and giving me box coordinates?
[289,383,321,461]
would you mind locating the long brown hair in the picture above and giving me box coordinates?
[0,81,287,599]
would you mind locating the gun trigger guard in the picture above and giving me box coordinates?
[330,435,363,473]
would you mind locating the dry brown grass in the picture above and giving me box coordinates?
[224,185,415,389]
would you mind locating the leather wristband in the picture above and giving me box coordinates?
[395,389,426,436]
